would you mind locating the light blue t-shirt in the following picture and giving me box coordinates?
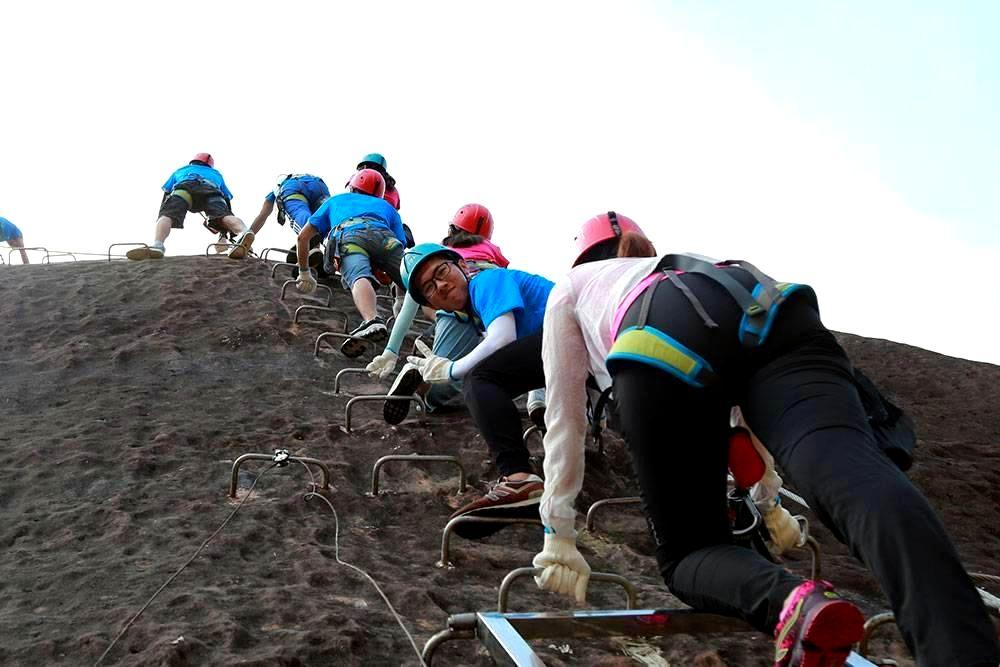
[264,174,330,208]
[162,164,234,200]
[0,217,22,243]
[306,192,406,245]
[468,268,554,338]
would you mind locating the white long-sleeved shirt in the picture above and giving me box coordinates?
[539,257,664,537]
[539,256,784,537]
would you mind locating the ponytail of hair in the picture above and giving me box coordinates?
[617,231,656,259]
[442,225,485,248]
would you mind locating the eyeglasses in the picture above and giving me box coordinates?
[421,261,454,300]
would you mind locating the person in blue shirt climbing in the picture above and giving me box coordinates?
[127,153,253,261]
[0,217,29,264]
[249,173,331,236]
[399,242,555,538]
[294,168,407,357]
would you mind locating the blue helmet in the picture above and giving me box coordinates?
[357,153,387,171]
[400,242,462,305]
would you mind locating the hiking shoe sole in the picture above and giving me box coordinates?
[450,502,542,540]
[775,585,865,667]
[228,231,255,260]
[787,599,864,667]
[384,365,423,425]
[126,246,164,261]
[340,326,387,358]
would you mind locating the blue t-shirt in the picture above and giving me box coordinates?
[468,268,554,339]
[0,217,22,243]
[306,192,406,245]
[265,174,330,209]
[162,164,234,200]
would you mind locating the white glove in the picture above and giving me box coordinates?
[366,349,399,380]
[296,268,317,294]
[532,533,590,604]
[406,339,453,384]
[763,502,802,555]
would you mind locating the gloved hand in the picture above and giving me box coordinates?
[763,502,802,555]
[366,349,399,380]
[532,533,590,604]
[406,339,453,384]
[296,267,317,294]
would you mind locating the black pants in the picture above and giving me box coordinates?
[463,329,544,477]
[610,273,999,667]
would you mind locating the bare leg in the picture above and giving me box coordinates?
[218,215,247,236]
[352,279,378,321]
[9,238,29,264]
[154,216,173,244]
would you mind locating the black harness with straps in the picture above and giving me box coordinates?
[632,254,811,348]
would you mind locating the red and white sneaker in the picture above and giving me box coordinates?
[449,475,544,539]
[774,580,864,667]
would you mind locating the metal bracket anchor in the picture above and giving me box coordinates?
[370,454,467,495]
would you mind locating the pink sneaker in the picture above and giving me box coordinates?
[774,580,864,667]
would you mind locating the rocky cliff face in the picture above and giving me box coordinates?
[0,257,995,666]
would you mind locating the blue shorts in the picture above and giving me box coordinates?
[281,196,325,234]
[335,223,404,289]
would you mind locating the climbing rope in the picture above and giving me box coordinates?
[304,491,427,667]
[93,463,276,666]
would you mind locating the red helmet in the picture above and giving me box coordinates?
[191,152,214,168]
[572,211,645,266]
[348,168,386,198]
[451,203,494,239]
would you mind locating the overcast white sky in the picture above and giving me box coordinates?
[2,1,997,364]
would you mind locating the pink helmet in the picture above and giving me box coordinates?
[348,168,386,198]
[572,211,645,266]
[191,152,214,168]
[451,203,494,239]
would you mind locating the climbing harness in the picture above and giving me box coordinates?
[608,254,814,386]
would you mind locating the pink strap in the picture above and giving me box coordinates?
[611,271,669,342]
